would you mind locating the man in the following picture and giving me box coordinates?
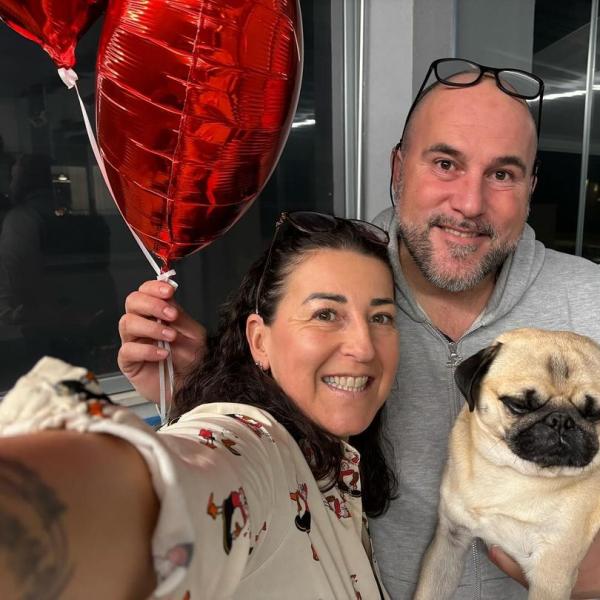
[369,60,600,598]
[118,59,600,598]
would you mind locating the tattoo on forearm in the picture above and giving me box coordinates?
[0,457,72,599]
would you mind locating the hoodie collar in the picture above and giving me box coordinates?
[386,213,546,335]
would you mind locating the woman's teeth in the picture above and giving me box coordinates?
[323,375,369,391]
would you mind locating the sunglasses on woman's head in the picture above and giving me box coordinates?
[254,211,390,316]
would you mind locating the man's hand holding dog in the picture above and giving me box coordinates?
[489,535,600,599]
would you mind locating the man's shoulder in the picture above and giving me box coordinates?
[539,246,599,280]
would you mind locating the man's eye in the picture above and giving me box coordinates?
[494,170,511,181]
[436,159,453,171]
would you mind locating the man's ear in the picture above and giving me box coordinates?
[390,143,404,175]
[454,343,502,412]
[389,142,403,171]
[531,157,540,195]
[390,142,404,201]
[246,313,271,371]
[531,173,538,196]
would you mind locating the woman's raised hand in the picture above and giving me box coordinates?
[118,280,207,403]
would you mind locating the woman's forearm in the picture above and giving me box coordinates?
[0,430,158,600]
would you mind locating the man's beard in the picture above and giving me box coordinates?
[397,214,518,292]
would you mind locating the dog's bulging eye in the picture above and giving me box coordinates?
[499,395,531,415]
[579,395,600,422]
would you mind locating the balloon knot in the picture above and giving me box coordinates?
[157,269,178,289]
[58,68,79,89]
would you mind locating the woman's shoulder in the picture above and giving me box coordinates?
[160,402,297,456]
[166,402,279,433]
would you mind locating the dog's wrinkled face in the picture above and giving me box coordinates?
[456,329,600,472]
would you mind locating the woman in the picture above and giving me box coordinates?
[0,212,399,599]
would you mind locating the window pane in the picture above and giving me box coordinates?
[584,10,600,263]
[0,0,333,392]
[532,0,591,255]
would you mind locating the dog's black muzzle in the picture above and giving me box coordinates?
[508,409,599,468]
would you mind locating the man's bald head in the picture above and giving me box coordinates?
[401,74,538,163]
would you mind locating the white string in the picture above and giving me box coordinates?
[156,271,178,424]
[59,67,175,424]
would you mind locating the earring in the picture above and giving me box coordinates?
[255,361,267,372]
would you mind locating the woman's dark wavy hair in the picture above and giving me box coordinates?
[171,217,398,517]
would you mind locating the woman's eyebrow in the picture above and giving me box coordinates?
[371,297,395,306]
[302,294,395,306]
[303,293,346,304]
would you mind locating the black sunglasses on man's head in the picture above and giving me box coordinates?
[403,58,544,141]
[389,58,544,206]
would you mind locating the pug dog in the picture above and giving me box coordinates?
[414,328,600,600]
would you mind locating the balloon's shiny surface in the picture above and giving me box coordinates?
[96,0,303,268]
[0,0,106,68]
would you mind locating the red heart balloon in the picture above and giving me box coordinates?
[0,0,106,68]
[96,0,303,268]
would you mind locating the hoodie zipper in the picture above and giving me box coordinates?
[472,541,482,600]
[450,336,482,600]
[427,325,483,600]
[446,340,460,368]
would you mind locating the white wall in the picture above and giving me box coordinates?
[412,0,457,94]
[363,0,412,221]
[362,0,455,221]
[455,0,535,71]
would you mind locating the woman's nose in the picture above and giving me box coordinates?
[340,321,376,362]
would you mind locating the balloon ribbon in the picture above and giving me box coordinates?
[58,67,174,425]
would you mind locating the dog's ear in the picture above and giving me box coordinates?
[455,343,502,412]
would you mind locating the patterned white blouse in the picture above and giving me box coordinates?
[0,357,389,600]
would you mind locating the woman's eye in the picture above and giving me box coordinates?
[313,308,337,321]
[371,313,395,325]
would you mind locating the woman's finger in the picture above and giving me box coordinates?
[118,341,169,376]
[138,279,177,300]
[118,313,177,344]
[124,290,179,323]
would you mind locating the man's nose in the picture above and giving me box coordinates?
[341,320,376,362]
[448,174,486,218]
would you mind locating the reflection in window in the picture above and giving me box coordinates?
[531,0,591,257]
[0,0,333,392]
[0,151,119,377]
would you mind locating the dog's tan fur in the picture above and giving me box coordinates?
[414,329,600,600]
